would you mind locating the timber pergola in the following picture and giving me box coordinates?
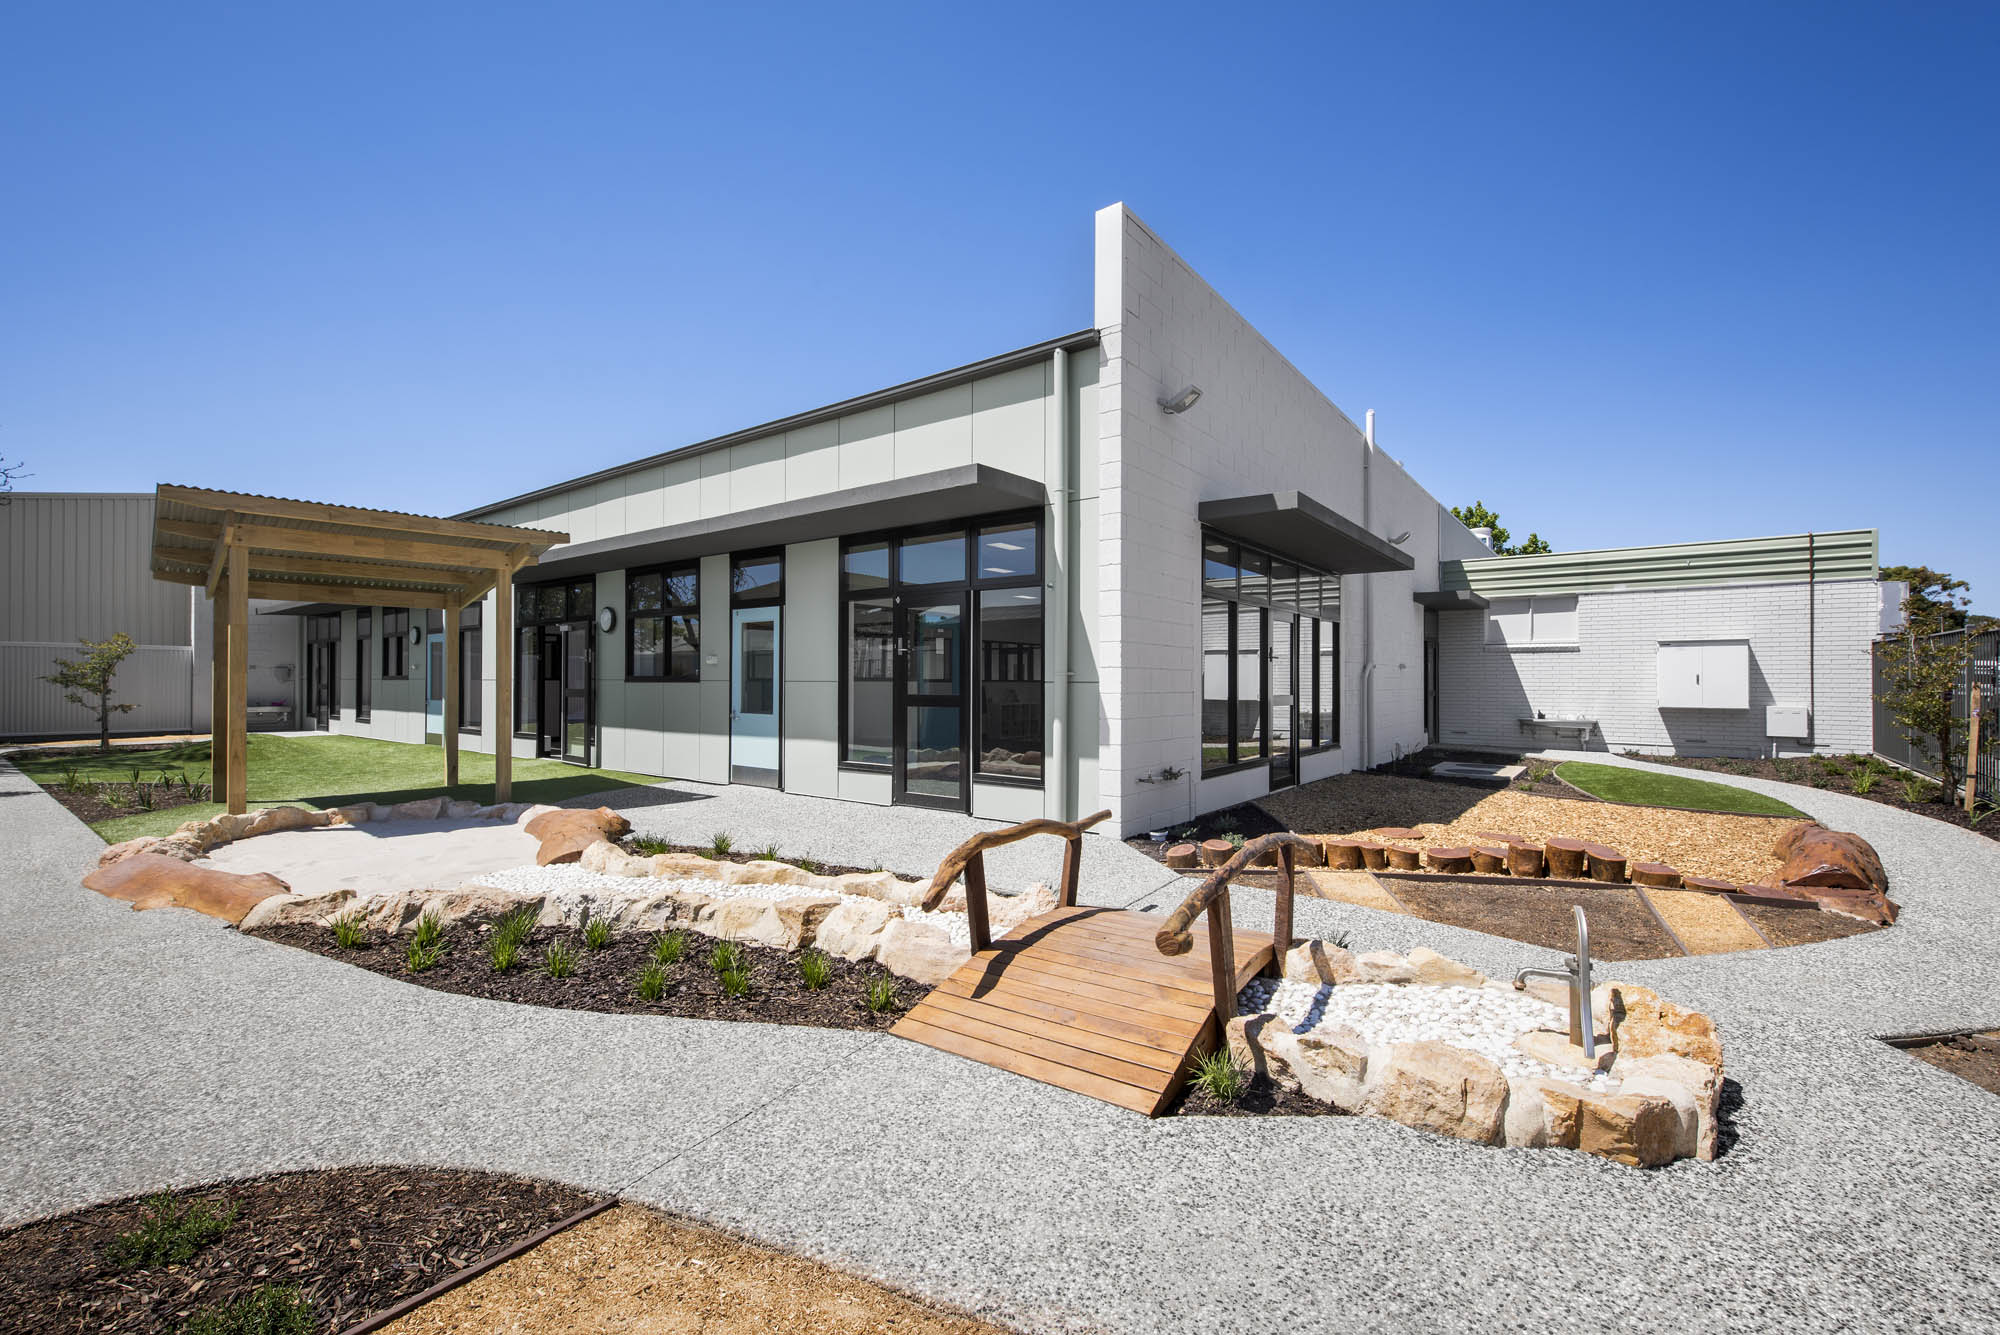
[148,484,569,815]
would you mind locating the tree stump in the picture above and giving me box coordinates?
[1359,843,1389,870]
[1582,843,1629,883]
[1425,846,1474,874]
[1469,845,1509,875]
[1323,838,1366,871]
[1198,838,1234,869]
[1682,875,1737,895]
[1292,837,1325,868]
[1372,826,1421,840]
[1385,846,1421,871]
[1164,842,1199,870]
[1505,842,1546,878]
[1544,837,1589,879]
[1631,861,1681,888]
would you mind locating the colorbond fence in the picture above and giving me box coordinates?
[1872,627,1999,806]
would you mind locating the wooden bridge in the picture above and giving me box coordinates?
[892,817,1311,1116]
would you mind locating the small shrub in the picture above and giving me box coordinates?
[543,939,578,979]
[330,912,366,950]
[406,939,443,973]
[1902,775,1939,805]
[1191,1049,1247,1103]
[790,853,822,875]
[719,964,752,998]
[182,1284,313,1335]
[411,911,448,951]
[865,975,899,1013]
[106,1193,238,1269]
[799,949,832,990]
[636,961,668,1001]
[708,831,734,857]
[628,835,672,857]
[1225,832,1246,851]
[1213,813,1239,833]
[583,918,612,951]
[488,934,520,973]
[652,930,686,966]
[708,940,745,974]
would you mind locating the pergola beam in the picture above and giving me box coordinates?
[232,522,512,571]
[151,545,483,591]
[224,540,248,814]
[152,568,454,609]
[157,483,557,546]
[204,513,238,598]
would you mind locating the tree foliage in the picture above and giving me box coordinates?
[0,453,26,503]
[1876,571,1991,801]
[1450,500,1551,556]
[42,632,140,751]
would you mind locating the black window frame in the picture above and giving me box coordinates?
[355,611,372,722]
[625,562,700,683]
[381,608,410,680]
[1199,533,1341,777]
[458,602,483,734]
[837,511,1045,789]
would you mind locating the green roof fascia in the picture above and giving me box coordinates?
[1440,529,1877,598]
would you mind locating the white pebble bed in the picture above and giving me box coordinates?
[1237,977,1619,1091]
[478,863,974,948]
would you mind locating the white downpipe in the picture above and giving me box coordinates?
[1046,346,1072,820]
[1359,412,1377,771]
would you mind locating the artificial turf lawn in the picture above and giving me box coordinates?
[1555,760,1809,820]
[13,733,659,840]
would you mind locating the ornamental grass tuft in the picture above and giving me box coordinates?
[542,938,579,979]
[330,912,366,950]
[719,964,752,998]
[708,831,734,857]
[1192,1048,1247,1103]
[652,930,686,966]
[707,940,745,974]
[106,1193,237,1270]
[182,1283,313,1335]
[865,974,899,1013]
[583,917,613,951]
[636,961,668,1001]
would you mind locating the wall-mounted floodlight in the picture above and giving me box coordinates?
[1388,531,1412,544]
[1158,384,1203,415]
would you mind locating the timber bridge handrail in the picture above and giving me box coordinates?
[1154,831,1315,1026]
[922,809,1113,953]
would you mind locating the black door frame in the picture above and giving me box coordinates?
[1268,610,1301,790]
[891,590,971,812]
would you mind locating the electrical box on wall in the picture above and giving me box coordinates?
[1657,641,1750,710]
[1766,705,1810,738]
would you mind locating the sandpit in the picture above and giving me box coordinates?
[198,819,540,897]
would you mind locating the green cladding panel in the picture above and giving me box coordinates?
[1440,529,1877,598]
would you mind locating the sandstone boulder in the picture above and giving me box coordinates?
[151,833,208,862]
[581,840,655,878]
[876,916,969,985]
[732,860,822,888]
[1406,946,1486,988]
[388,796,448,821]
[1355,950,1417,984]
[244,805,329,838]
[1598,982,1724,1075]
[1282,939,1363,986]
[444,799,481,819]
[832,870,924,905]
[1362,1040,1509,1144]
[326,804,373,826]
[238,888,359,931]
[1612,1051,1722,1161]
[97,837,163,868]
[709,894,841,951]
[991,883,1058,937]
[1267,1023,1373,1110]
[816,899,897,961]
[524,807,634,865]
[421,884,541,927]
[1513,1029,1613,1074]
[1577,1091,1682,1167]
[82,853,289,925]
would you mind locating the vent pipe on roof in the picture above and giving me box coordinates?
[1471,526,1494,552]
[1364,409,1376,446]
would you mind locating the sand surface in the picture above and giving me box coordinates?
[198,819,540,896]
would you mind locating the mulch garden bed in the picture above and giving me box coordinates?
[0,1166,602,1334]
[1898,1031,2000,1098]
[1385,876,1683,960]
[247,914,912,1031]
[1171,1074,1338,1118]
[1733,900,1883,948]
[1121,800,1286,870]
[1631,752,1997,842]
[624,839,885,879]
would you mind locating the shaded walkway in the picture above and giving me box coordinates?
[5,754,2000,1332]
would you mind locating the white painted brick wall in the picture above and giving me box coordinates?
[1435,578,1880,756]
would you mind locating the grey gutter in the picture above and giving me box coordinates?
[455,329,1101,521]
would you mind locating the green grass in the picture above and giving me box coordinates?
[105,1193,238,1270]
[1554,761,1809,819]
[182,1283,313,1335]
[12,733,658,841]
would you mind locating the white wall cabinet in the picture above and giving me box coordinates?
[1657,641,1749,709]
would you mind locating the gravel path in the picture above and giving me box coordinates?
[6,751,2000,1332]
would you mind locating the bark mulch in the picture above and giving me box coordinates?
[248,915,912,1031]
[1171,1074,1339,1118]
[1385,876,1684,960]
[0,1166,602,1335]
[1631,752,1998,844]
[622,839,886,879]
[1900,1032,2000,1098]
[40,782,207,827]
[1735,900,1885,948]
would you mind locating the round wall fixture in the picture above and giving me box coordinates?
[409,625,422,645]
[597,606,617,633]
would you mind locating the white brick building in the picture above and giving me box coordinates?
[217,203,1884,835]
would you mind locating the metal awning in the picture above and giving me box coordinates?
[525,463,1047,583]
[1198,491,1414,574]
[1415,589,1490,611]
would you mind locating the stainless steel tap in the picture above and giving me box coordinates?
[1513,904,1596,1057]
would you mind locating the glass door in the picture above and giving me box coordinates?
[424,631,446,743]
[895,595,967,809]
[1269,613,1299,789]
[729,608,780,786]
[559,622,593,766]
[538,625,564,758]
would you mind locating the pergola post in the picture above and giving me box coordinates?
[494,565,513,804]
[444,602,461,789]
[225,540,248,815]
[210,572,229,800]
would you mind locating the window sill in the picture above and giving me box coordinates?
[973,772,1044,790]
[1484,642,1581,653]
[1200,757,1269,780]
[837,760,892,774]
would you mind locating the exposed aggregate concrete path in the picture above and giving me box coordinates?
[5,754,2000,1333]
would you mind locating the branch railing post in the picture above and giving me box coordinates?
[964,852,992,954]
[921,810,1114,947]
[1206,884,1236,1023]
[1059,834,1083,908]
[1155,831,1316,1031]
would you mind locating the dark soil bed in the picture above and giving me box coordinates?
[0,1166,601,1334]
[1735,900,1884,947]
[1386,876,1682,960]
[247,914,913,1030]
[1631,752,1997,843]
[624,839,885,879]
[1170,1073,1339,1118]
[1122,801,1286,870]
[41,782,207,826]
[1900,1032,2000,1097]
[1371,746,1592,803]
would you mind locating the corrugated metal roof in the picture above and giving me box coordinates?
[1440,529,1878,597]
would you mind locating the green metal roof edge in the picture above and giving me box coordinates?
[1440,529,1879,597]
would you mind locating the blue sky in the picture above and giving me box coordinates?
[3,3,1994,600]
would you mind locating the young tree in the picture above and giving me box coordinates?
[0,452,26,503]
[1450,500,1551,556]
[42,633,140,751]
[1877,572,1990,802]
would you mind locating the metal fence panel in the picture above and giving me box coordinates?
[1873,627,1998,804]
